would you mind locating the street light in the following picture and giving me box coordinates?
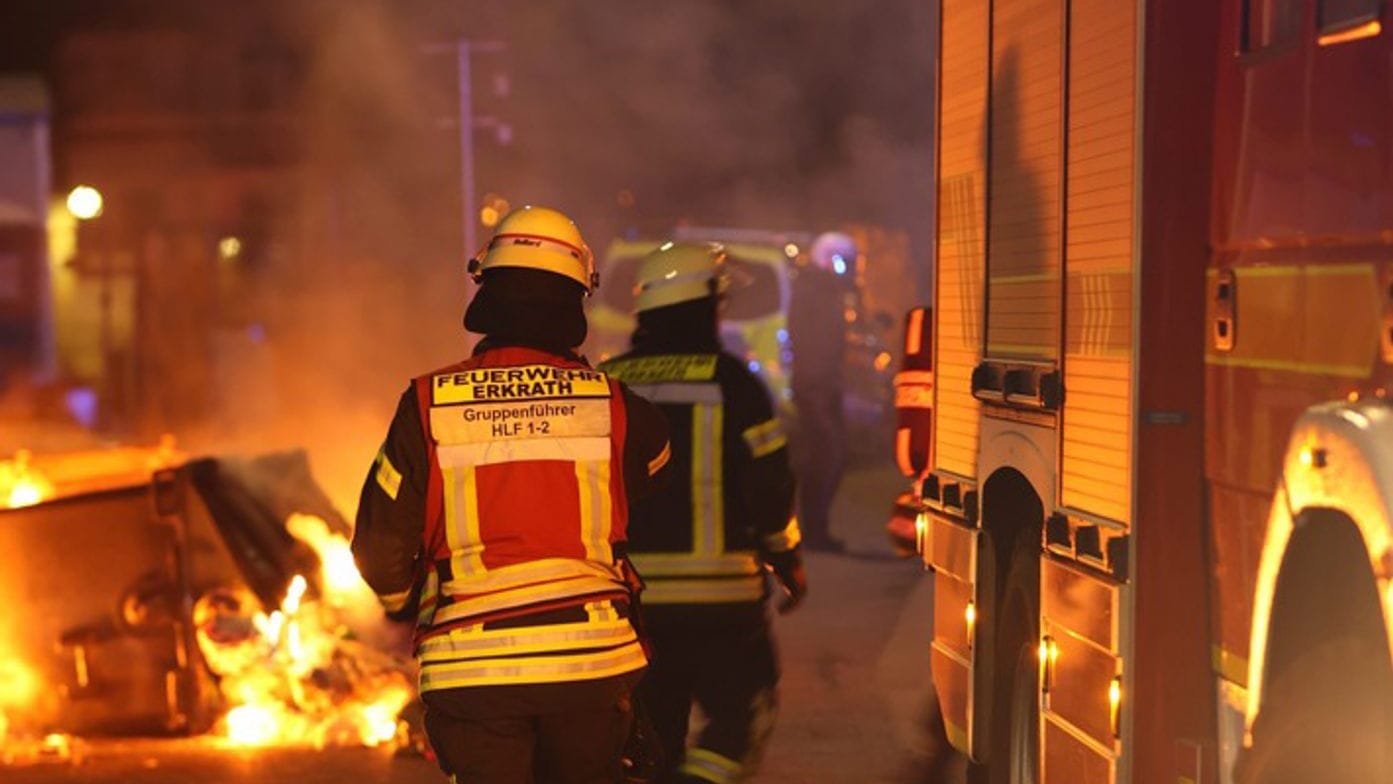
[66,184,114,425]
[66,185,103,221]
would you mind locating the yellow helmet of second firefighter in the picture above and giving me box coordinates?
[633,241,729,313]
[468,205,599,293]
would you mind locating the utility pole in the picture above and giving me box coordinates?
[424,39,505,259]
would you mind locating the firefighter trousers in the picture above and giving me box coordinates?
[422,670,642,784]
[640,608,780,783]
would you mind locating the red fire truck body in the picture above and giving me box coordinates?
[904,0,1393,781]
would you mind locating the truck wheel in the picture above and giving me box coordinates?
[1236,637,1393,784]
[969,539,1041,784]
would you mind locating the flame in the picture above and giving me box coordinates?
[0,657,77,766]
[193,515,414,750]
[286,514,376,601]
[0,658,41,753]
[224,703,284,747]
[0,451,54,509]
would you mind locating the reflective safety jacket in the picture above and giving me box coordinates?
[599,350,798,607]
[352,343,671,692]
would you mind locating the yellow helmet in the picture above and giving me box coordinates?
[633,241,728,312]
[468,205,598,293]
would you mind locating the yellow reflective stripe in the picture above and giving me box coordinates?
[642,575,765,604]
[419,640,647,691]
[418,569,439,626]
[433,575,627,626]
[648,441,672,476]
[690,403,725,556]
[681,747,743,783]
[377,587,412,613]
[595,462,613,557]
[602,354,718,383]
[374,449,402,500]
[576,459,613,563]
[417,618,637,662]
[692,407,709,554]
[443,558,622,596]
[762,517,802,553]
[741,418,786,458]
[750,432,786,458]
[630,552,760,577]
[711,405,724,552]
[577,460,595,560]
[443,465,486,577]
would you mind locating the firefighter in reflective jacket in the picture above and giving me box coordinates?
[352,205,671,784]
[600,241,805,784]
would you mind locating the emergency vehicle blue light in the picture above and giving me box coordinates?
[748,360,762,374]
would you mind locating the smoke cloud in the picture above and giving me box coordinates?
[2,0,937,511]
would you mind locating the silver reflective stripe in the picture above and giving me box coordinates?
[433,575,627,626]
[628,382,724,405]
[576,459,613,563]
[418,620,638,662]
[438,436,610,467]
[419,640,647,691]
[442,557,623,596]
[431,558,627,626]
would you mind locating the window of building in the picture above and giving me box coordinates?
[1244,0,1305,51]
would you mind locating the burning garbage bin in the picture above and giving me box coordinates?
[0,446,416,757]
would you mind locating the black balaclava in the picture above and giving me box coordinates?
[464,267,588,355]
[630,295,720,353]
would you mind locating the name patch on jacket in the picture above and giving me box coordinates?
[431,398,612,445]
[600,354,717,384]
[433,365,612,404]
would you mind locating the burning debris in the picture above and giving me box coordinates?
[194,515,414,750]
[0,731,83,768]
[0,449,418,767]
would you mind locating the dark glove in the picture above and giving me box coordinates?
[764,549,807,614]
[615,554,652,656]
[620,692,664,782]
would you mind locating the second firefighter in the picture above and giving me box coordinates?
[600,240,806,784]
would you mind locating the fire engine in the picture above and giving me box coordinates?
[891,0,1393,781]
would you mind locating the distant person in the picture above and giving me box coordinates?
[601,241,806,784]
[351,205,671,784]
[787,231,855,552]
